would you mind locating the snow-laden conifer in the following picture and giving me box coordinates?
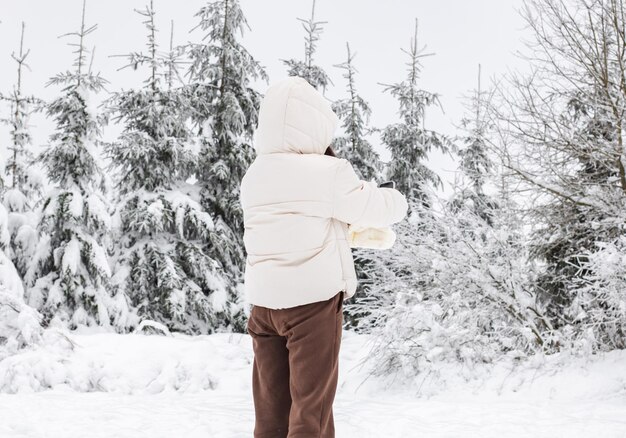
[184,0,268,330]
[105,1,231,333]
[0,23,45,279]
[0,201,44,361]
[25,0,122,330]
[281,0,332,92]
[380,19,452,209]
[329,42,390,331]
[449,65,499,226]
[347,20,452,333]
[331,42,382,182]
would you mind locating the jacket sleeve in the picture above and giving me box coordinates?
[331,158,409,228]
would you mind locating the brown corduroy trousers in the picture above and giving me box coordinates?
[247,290,344,438]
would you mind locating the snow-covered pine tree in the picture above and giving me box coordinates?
[331,42,382,181]
[105,1,231,334]
[380,18,452,210]
[24,0,122,330]
[491,0,626,352]
[0,57,33,358]
[435,66,545,360]
[449,64,498,226]
[0,200,43,361]
[0,22,45,279]
[1,200,75,395]
[184,0,268,331]
[281,0,332,92]
[328,41,389,330]
[352,19,451,334]
[346,20,452,334]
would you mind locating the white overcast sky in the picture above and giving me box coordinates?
[0,0,531,195]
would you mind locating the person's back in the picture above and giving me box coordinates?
[240,76,408,310]
[240,75,408,438]
[241,153,347,309]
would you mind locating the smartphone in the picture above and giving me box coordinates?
[378,180,395,189]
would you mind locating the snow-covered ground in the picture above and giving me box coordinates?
[1,328,625,437]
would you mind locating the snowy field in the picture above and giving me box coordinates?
[1,329,625,438]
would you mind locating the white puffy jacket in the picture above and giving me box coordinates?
[239,76,408,309]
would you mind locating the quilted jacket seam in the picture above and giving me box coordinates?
[289,95,327,117]
[284,122,315,142]
[282,85,294,149]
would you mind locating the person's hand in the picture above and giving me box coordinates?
[347,224,396,250]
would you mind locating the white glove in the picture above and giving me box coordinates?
[347,224,396,250]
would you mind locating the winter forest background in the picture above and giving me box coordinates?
[0,0,625,435]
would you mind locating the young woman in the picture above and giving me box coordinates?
[239,76,408,438]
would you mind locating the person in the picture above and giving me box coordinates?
[239,75,408,438]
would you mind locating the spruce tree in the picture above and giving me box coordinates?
[330,41,387,330]
[380,19,452,209]
[105,1,231,334]
[24,0,122,330]
[450,64,498,226]
[354,19,452,331]
[0,201,43,360]
[281,0,332,92]
[0,22,45,278]
[184,0,268,331]
[331,42,382,181]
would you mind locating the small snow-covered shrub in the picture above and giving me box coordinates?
[135,319,173,336]
[0,238,78,393]
[367,201,545,391]
[566,235,626,351]
[0,203,78,393]
[0,251,44,360]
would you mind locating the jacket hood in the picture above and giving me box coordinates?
[253,76,340,155]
